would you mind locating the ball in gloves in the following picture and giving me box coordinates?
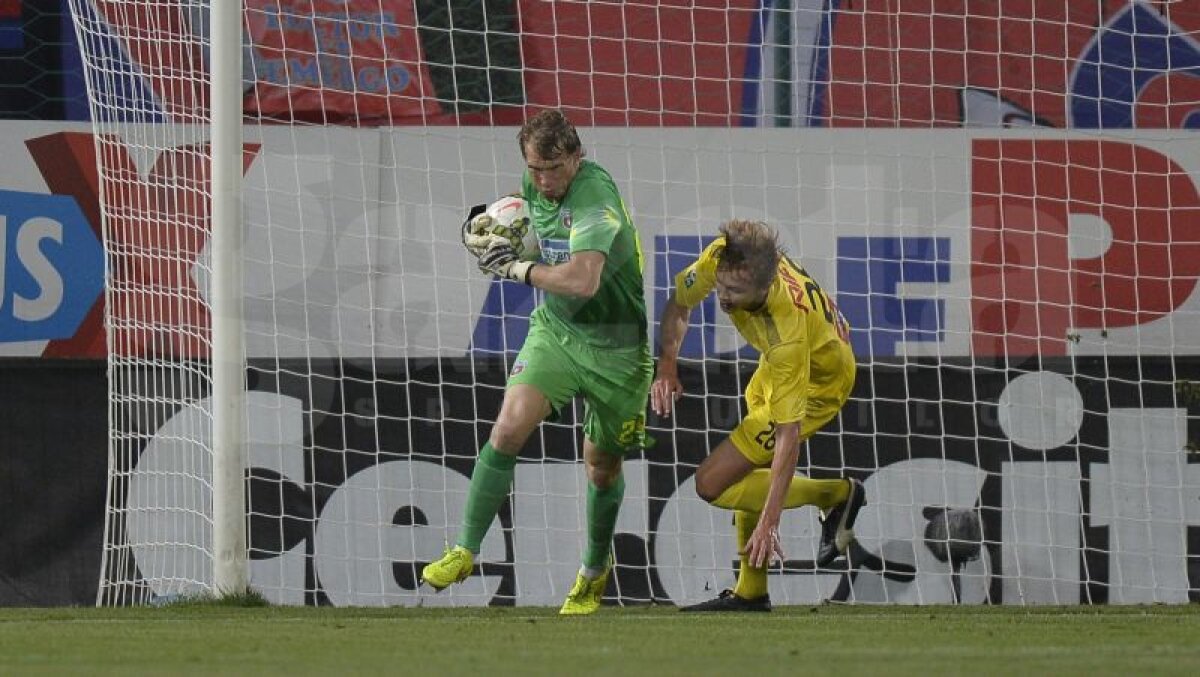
[477,196,540,262]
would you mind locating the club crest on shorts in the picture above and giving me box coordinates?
[510,359,527,377]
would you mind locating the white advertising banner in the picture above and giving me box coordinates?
[3,122,1199,360]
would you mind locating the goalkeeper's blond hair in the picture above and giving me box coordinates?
[717,219,782,291]
[518,109,585,160]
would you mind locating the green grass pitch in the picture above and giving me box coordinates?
[2,604,1198,675]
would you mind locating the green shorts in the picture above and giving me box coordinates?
[508,313,653,456]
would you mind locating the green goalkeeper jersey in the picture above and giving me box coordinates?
[521,160,648,349]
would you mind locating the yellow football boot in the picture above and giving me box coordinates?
[421,546,474,591]
[559,562,610,615]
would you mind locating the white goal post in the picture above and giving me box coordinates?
[67,0,1200,607]
[208,0,249,598]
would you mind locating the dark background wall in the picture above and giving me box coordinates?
[0,0,88,120]
[0,360,106,605]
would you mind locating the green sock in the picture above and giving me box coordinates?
[583,473,625,570]
[456,443,518,553]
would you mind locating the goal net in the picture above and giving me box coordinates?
[69,0,1200,607]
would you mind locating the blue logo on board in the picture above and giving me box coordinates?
[0,190,104,342]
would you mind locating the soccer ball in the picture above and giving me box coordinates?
[481,196,540,262]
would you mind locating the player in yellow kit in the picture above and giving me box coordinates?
[652,219,865,611]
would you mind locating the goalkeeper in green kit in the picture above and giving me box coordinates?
[422,110,653,615]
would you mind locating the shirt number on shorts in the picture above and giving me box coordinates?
[754,421,777,451]
[618,414,646,446]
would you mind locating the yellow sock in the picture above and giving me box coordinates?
[713,470,849,512]
[731,510,768,600]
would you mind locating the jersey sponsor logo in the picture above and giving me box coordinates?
[538,237,571,265]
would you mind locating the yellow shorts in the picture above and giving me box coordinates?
[729,359,856,467]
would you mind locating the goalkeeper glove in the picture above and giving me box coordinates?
[460,204,492,259]
[478,239,536,285]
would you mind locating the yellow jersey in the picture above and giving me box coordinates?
[673,237,854,425]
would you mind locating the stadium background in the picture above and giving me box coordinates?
[1,1,1198,606]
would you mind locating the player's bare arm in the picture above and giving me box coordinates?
[652,294,690,417]
[743,421,800,568]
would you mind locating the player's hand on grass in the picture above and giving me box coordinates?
[743,519,785,569]
[651,364,683,417]
[478,239,535,284]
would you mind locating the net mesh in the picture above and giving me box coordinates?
[65,0,1200,607]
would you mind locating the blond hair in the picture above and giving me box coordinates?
[518,109,584,159]
[716,219,781,291]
